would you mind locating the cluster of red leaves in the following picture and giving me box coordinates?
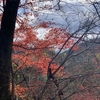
[10,83,28,99]
[12,51,62,75]
[45,28,78,49]
[15,85,28,98]
[13,27,74,75]
[39,22,49,28]
[12,26,79,99]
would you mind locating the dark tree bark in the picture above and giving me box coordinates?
[0,0,20,99]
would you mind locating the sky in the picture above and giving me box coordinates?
[30,0,99,39]
[16,0,100,40]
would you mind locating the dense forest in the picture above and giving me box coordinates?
[0,0,100,100]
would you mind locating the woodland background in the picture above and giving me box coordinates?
[0,0,100,100]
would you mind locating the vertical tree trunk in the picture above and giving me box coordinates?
[0,0,20,99]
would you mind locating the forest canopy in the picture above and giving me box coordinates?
[0,0,100,100]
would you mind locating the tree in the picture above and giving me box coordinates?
[0,0,20,99]
[0,0,100,100]
[11,0,100,100]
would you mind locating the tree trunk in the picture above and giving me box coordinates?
[0,0,20,99]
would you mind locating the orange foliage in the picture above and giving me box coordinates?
[45,28,77,49]
[10,83,28,99]
[15,85,28,98]
[12,6,79,98]
[39,22,49,28]
[12,26,75,98]
[72,45,79,51]
[13,27,75,76]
